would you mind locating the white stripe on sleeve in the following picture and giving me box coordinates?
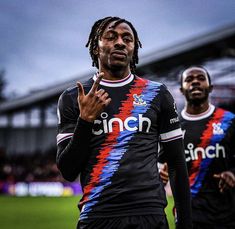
[160,128,183,142]
[57,133,74,145]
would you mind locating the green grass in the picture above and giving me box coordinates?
[0,196,80,229]
[0,195,175,229]
[165,196,175,229]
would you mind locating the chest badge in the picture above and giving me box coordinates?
[133,94,147,106]
[212,122,224,135]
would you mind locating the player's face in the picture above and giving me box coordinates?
[97,21,135,73]
[180,68,212,104]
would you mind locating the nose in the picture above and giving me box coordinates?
[114,37,126,49]
[191,77,200,85]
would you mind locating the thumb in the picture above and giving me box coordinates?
[77,81,84,98]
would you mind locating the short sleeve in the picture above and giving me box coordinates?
[158,86,182,143]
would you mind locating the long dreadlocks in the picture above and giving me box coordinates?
[86,16,142,74]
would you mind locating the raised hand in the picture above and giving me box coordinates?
[214,171,235,193]
[77,72,111,122]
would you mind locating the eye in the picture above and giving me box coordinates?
[123,36,133,43]
[198,75,206,81]
[103,32,116,41]
[124,37,132,42]
[105,35,115,41]
[185,77,192,82]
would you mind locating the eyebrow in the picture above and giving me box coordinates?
[186,73,206,77]
[105,29,133,35]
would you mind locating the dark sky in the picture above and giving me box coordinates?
[1,0,235,96]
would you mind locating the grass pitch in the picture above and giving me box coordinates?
[0,195,174,229]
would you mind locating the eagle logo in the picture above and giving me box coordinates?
[133,94,147,106]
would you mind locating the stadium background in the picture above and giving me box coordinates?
[1,2,235,229]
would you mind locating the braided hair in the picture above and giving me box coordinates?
[86,16,142,73]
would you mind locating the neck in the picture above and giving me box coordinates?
[185,101,210,115]
[99,67,131,81]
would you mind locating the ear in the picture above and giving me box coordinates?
[179,87,184,94]
[209,84,213,93]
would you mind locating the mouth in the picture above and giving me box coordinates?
[111,51,127,59]
[190,87,203,94]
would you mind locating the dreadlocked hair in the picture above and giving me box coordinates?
[86,16,142,73]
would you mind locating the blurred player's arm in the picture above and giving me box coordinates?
[159,86,192,229]
[158,145,169,185]
[162,139,192,229]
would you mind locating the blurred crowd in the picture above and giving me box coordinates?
[0,148,64,184]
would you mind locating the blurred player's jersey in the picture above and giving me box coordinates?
[57,74,182,220]
[180,104,235,225]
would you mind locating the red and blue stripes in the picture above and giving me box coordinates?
[79,78,161,219]
[190,108,235,197]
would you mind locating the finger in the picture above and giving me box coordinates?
[90,72,104,93]
[160,171,169,177]
[163,163,168,172]
[101,92,109,100]
[219,178,224,187]
[228,179,235,187]
[221,183,229,192]
[165,163,168,170]
[162,179,168,185]
[163,163,166,170]
[219,179,226,191]
[77,81,85,98]
[161,175,169,181]
[96,89,105,97]
[159,172,168,182]
[213,174,221,179]
[221,173,235,188]
[160,174,167,180]
[104,98,111,106]
[226,176,235,187]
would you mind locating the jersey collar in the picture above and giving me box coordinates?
[181,104,215,121]
[92,73,134,87]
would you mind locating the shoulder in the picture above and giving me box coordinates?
[58,86,77,109]
[136,75,163,85]
[59,78,93,100]
[214,107,235,120]
[135,75,167,92]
